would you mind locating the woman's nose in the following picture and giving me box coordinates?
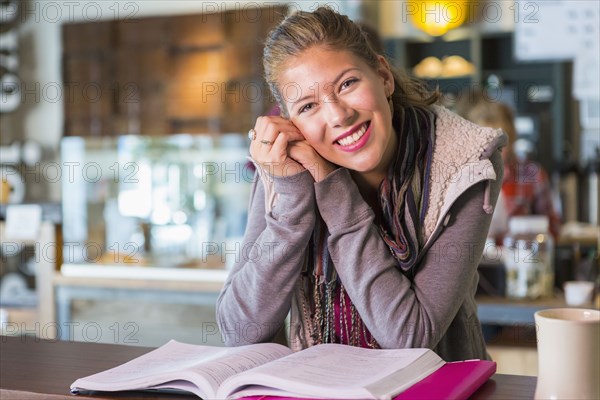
[323,96,355,127]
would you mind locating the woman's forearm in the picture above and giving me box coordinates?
[216,171,316,346]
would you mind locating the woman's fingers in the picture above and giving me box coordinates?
[249,116,305,177]
[255,116,303,142]
[250,117,294,155]
[279,129,304,143]
[288,141,337,182]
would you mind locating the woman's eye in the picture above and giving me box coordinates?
[341,78,358,90]
[299,103,315,114]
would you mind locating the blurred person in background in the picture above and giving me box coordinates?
[455,89,561,241]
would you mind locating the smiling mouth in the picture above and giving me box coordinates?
[336,122,370,146]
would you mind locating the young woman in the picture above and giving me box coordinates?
[216,7,506,361]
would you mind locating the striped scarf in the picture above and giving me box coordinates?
[379,106,436,274]
[301,105,436,348]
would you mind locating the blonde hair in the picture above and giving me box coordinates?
[263,7,439,120]
[455,89,517,143]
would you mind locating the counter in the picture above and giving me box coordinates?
[0,336,537,399]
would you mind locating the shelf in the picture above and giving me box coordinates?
[60,263,229,283]
[421,75,473,80]
[387,28,574,175]
[422,76,474,96]
[394,26,475,44]
[476,295,597,325]
[481,67,558,81]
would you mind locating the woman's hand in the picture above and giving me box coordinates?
[288,141,337,182]
[249,115,337,181]
[249,116,305,177]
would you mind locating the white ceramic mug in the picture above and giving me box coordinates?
[564,281,595,306]
[535,308,600,399]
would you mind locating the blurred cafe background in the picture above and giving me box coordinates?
[0,0,598,377]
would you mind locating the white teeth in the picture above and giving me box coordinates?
[337,123,368,146]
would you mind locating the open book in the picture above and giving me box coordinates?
[71,340,492,400]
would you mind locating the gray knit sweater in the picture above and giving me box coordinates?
[216,106,506,361]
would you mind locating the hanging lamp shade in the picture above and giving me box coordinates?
[410,1,470,36]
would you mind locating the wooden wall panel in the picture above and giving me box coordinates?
[115,49,168,84]
[62,56,112,125]
[166,50,225,118]
[116,17,170,48]
[169,118,223,135]
[64,117,112,137]
[224,8,283,45]
[224,43,263,81]
[170,13,225,48]
[114,49,168,136]
[62,21,113,54]
[62,5,287,137]
[222,78,274,133]
[139,83,167,136]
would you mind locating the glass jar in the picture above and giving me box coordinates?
[502,216,554,299]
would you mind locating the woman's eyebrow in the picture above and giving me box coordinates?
[291,67,361,109]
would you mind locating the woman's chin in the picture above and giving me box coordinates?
[344,159,380,175]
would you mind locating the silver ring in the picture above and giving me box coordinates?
[248,129,257,141]
[260,140,273,145]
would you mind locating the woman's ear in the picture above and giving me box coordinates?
[376,55,395,97]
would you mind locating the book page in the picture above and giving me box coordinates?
[183,345,292,388]
[219,344,444,399]
[71,340,291,397]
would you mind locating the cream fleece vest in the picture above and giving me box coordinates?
[422,106,507,243]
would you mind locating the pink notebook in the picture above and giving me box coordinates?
[241,360,496,400]
[395,359,496,399]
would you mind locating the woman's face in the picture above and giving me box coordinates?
[278,46,397,178]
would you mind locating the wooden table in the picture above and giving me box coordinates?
[0,336,537,399]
